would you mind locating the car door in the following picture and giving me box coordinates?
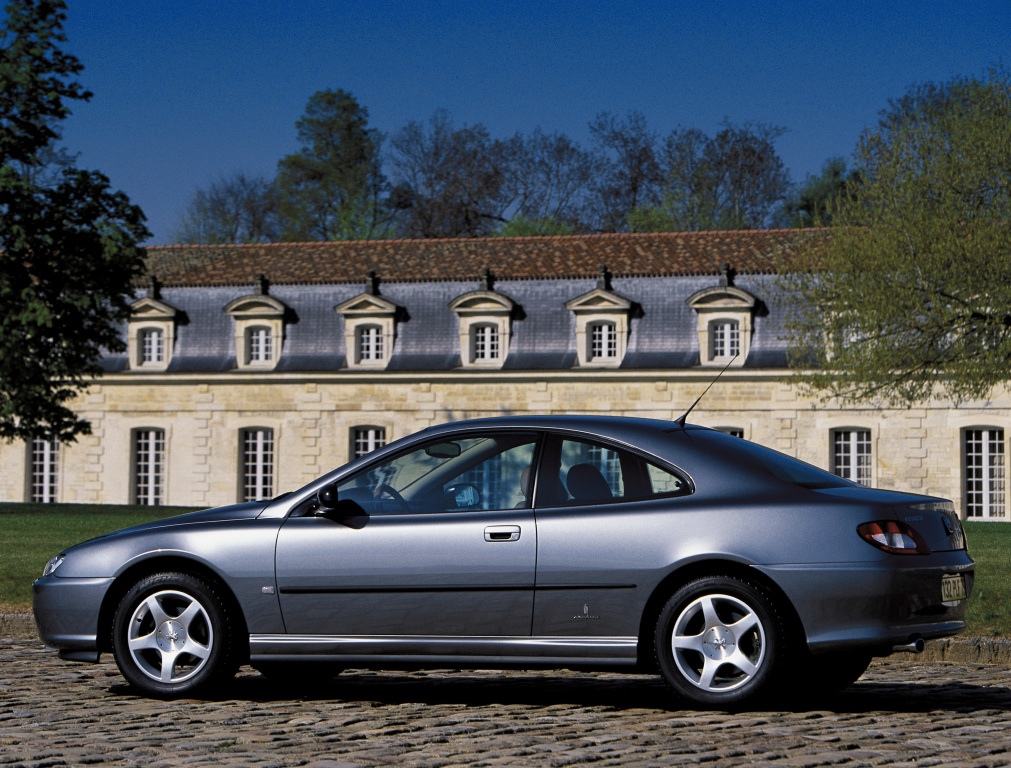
[275,432,540,637]
[531,433,691,638]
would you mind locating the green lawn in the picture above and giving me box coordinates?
[0,503,196,612]
[3,504,1010,638]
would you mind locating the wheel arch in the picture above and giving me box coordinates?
[97,556,250,661]
[635,558,806,670]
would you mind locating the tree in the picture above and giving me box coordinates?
[173,172,279,244]
[387,109,515,238]
[587,111,660,232]
[630,121,790,232]
[276,89,389,241]
[0,0,148,442]
[502,128,593,232]
[780,157,859,228]
[783,69,1011,405]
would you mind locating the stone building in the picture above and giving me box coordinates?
[2,231,1007,520]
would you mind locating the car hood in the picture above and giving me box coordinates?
[89,502,268,541]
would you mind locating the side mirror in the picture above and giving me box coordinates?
[446,483,480,508]
[317,482,339,510]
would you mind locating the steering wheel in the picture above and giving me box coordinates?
[373,484,405,503]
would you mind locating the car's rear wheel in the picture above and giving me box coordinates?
[112,572,238,697]
[655,576,785,707]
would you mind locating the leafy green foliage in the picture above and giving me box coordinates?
[0,0,149,442]
[783,69,1011,405]
[276,89,389,241]
[780,157,859,228]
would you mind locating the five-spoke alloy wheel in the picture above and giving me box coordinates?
[113,572,237,697]
[656,576,784,706]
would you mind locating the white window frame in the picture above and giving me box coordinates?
[241,428,274,502]
[356,324,385,364]
[133,429,165,506]
[710,320,740,361]
[965,427,1006,520]
[471,323,501,363]
[832,429,873,486]
[352,426,387,459]
[29,437,59,503]
[589,321,619,361]
[246,326,273,365]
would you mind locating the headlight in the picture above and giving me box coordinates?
[42,554,65,577]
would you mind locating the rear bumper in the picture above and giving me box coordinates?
[32,575,114,651]
[757,551,974,654]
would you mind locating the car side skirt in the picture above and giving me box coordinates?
[249,634,639,667]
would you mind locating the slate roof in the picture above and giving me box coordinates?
[142,230,821,287]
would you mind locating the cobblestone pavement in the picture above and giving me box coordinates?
[3,639,1011,768]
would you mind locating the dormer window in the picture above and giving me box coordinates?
[225,274,287,371]
[128,276,178,372]
[449,269,516,370]
[247,326,273,364]
[472,323,500,362]
[687,263,758,368]
[589,321,619,362]
[141,328,165,365]
[710,320,740,360]
[336,272,400,370]
[565,266,633,368]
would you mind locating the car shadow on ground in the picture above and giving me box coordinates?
[109,667,1011,714]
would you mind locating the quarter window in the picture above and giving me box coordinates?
[30,437,59,503]
[352,426,386,459]
[539,435,689,507]
[965,428,1005,519]
[241,429,274,501]
[134,429,165,506]
[832,429,872,486]
[472,324,500,362]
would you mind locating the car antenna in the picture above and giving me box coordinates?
[673,353,739,428]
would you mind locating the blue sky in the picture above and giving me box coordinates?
[56,0,1010,245]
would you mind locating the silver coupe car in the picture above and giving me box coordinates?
[34,415,973,705]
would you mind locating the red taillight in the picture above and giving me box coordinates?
[857,520,931,555]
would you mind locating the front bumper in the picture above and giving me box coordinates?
[32,575,115,651]
[757,550,974,654]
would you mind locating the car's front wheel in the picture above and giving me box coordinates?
[655,576,785,707]
[112,572,238,697]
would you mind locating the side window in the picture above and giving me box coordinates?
[537,435,688,507]
[335,433,538,515]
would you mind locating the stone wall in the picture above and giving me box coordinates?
[2,368,1009,517]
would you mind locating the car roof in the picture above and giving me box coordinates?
[420,414,708,445]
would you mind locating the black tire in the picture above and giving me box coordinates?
[112,572,238,698]
[655,576,786,707]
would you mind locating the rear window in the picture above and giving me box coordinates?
[687,429,852,489]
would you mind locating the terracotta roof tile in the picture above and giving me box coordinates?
[143,230,822,287]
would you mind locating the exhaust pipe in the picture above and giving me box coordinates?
[892,637,925,654]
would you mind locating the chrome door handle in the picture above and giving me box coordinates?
[484,525,521,542]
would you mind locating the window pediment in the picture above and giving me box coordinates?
[335,293,398,317]
[448,290,515,316]
[686,285,758,312]
[130,296,179,320]
[224,294,287,319]
[564,287,633,314]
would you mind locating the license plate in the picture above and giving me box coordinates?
[941,574,967,602]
